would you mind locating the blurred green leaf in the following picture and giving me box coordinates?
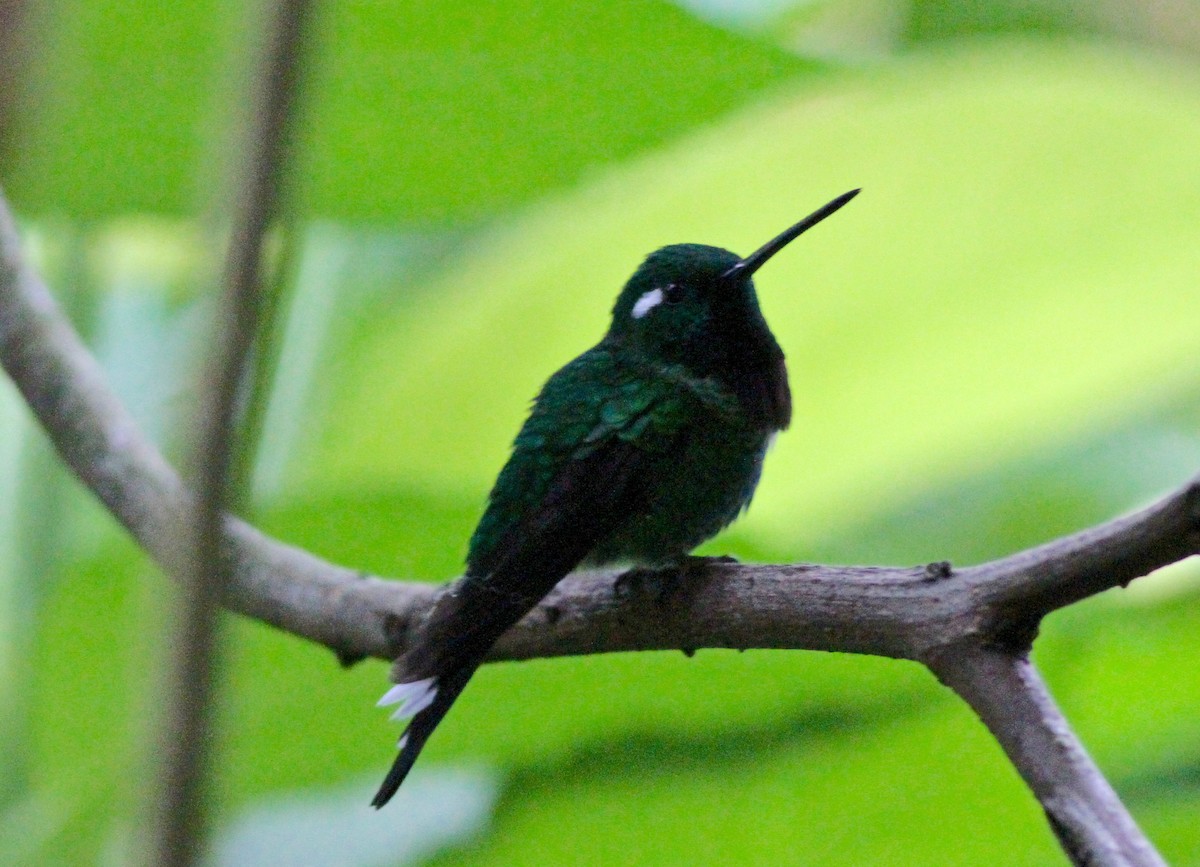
[296,0,820,223]
[901,0,1200,52]
[904,0,1089,41]
[813,393,1200,565]
[6,0,815,222]
[9,0,232,219]
[428,700,1061,866]
[28,548,160,863]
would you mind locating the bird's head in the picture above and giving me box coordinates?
[606,189,859,430]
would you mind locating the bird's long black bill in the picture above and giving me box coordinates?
[725,188,860,280]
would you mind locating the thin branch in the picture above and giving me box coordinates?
[928,648,1167,867]
[145,0,313,863]
[1,184,1198,862]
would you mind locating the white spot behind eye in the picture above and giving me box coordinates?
[631,288,664,319]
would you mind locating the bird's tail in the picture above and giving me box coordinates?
[371,577,545,808]
[371,661,478,808]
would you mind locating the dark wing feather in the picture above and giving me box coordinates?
[401,434,654,681]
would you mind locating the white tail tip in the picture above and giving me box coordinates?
[377,676,438,721]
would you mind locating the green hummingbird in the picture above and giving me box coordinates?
[372,189,859,807]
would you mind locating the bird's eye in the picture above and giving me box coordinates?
[663,283,685,304]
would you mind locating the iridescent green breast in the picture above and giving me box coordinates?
[584,410,768,566]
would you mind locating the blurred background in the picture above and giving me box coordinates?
[2,0,1200,864]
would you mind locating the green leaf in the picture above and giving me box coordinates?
[6,0,815,222]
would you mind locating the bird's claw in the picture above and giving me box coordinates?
[613,555,736,604]
[613,565,684,605]
[682,554,739,570]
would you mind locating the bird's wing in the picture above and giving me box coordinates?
[406,348,689,679]
[467,349,688,583]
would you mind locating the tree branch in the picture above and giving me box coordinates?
[1,184,1197,862]
[929,649,1168,867]
[145,0,314,863]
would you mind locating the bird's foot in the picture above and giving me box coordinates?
[922,560,954,582]
[614,555,736,604]
[614,565,684,606]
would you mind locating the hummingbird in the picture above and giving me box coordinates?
[371,189,859,807]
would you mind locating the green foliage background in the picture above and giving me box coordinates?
[2,1,1200,864]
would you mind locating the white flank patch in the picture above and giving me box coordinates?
[397,732,410,750]
[377,676,439,720]
[631,288,664,319]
